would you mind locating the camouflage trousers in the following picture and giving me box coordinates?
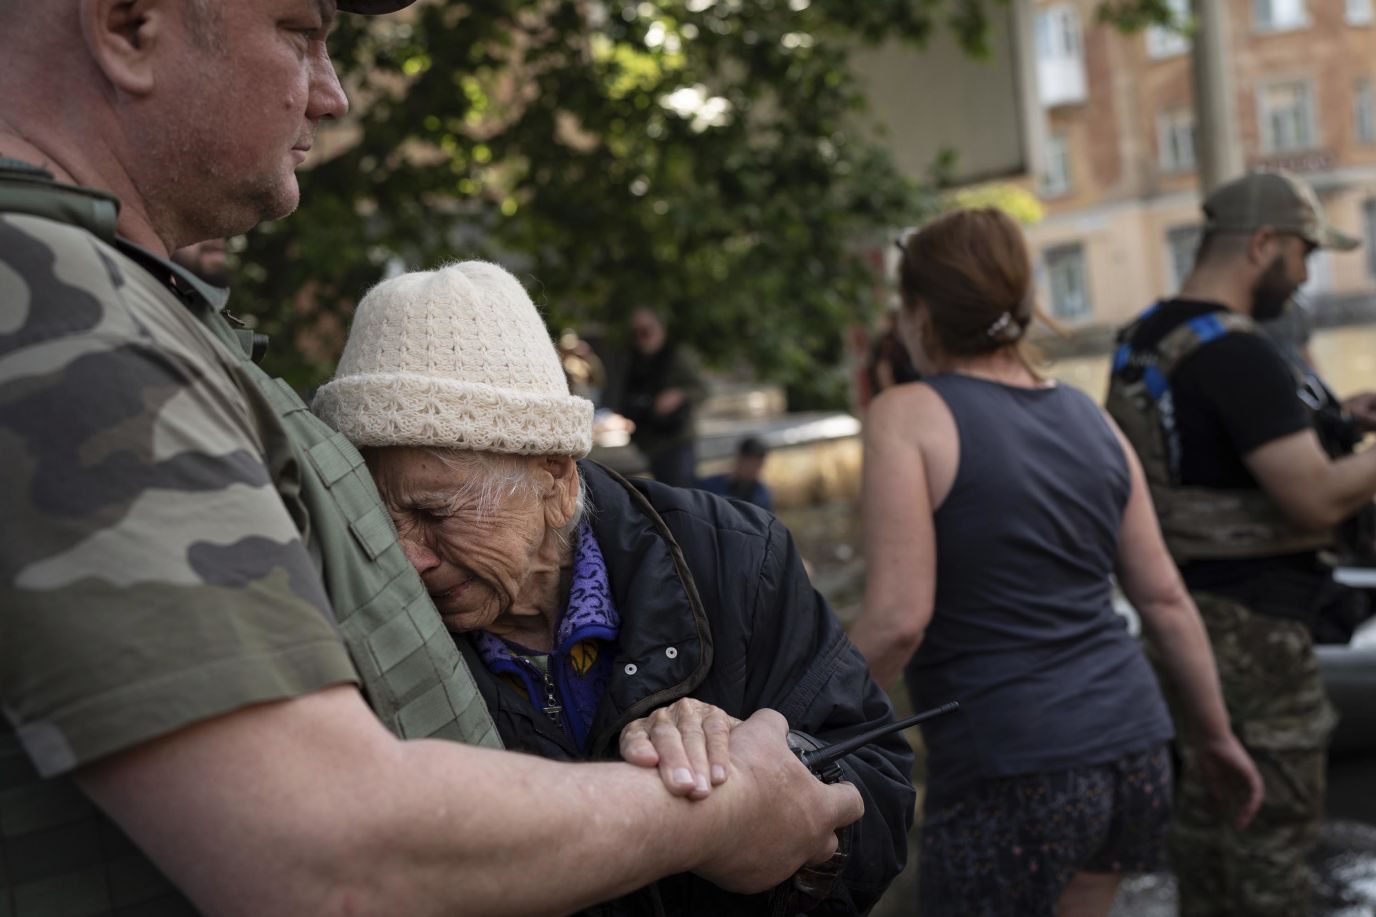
[1149,592,1337,917]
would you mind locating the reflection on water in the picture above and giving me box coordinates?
[1043,321,1376,402]
[1111,821,1376,916]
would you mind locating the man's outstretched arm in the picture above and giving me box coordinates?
[78,686,864,917]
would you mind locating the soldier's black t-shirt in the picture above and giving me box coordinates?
[1129,299,1312,488]
[1127,299,1318,593]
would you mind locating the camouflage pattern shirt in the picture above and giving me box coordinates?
[1,193,358,911]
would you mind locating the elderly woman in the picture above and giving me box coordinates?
[313,261,913,916]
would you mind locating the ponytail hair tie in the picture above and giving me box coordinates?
[986,312,1014,340]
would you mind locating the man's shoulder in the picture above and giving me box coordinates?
[0,212,239,385]
[1175,322,1286,381]
[0,209,128,309]
[1124,299,1230,349]
[3,211,161,336]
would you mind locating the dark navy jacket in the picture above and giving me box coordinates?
[461,461,914,917]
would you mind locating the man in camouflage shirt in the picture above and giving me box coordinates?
[0,1,864,914]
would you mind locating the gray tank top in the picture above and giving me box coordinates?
[905,374,1174,802]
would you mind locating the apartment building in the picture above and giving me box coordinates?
[1026,0,1376,341]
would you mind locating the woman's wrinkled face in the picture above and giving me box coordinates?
[366,447,554,634]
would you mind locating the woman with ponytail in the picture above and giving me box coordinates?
[849,209,1262,916]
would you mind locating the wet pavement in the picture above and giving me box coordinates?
[1110,821,1376,916]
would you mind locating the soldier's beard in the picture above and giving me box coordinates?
[1252,256,1295,322]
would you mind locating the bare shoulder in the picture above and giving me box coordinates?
[869,381,946,421]
[868,382,955,444]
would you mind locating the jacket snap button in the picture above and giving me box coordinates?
[665,647,678,659]
[624,663,638,676]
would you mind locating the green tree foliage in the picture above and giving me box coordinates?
[1097,0,1183,33]
[237,0,1171,407]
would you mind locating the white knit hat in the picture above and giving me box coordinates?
[313,261,594,457]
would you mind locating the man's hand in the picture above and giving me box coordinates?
[690,710,864,893]
[1344,391,1376,434]
[620,698,739,799]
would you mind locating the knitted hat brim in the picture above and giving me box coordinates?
[314,372,595,458]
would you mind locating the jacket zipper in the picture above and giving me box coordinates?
[518,653,564,729]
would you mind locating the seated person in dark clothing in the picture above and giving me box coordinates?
[698,437,774,512]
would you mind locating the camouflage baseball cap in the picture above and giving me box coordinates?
[338,1,417,13]
[1203,170,1360,251]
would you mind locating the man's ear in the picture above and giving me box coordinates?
[538,456,580,529]
[80,0,164,95]
[1247,226,1280,266]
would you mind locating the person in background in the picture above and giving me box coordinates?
[1107,171,1376,916]
[558,327,608,405]
[610,307,706,487]
[866,306,922,398]
[698,436,774,512]
[171,237,232,287]
[849,208,1262,917]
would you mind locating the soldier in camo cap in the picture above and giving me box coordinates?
[1107,170,1376,916]
[0,2,864,914]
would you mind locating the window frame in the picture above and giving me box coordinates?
[1037,4,1083,61]
[1256,78,1319,154]
[1044,242,1092,322]
[1039,130,1073,198]
[1363,198,1376,278]
[1165,224,1202,290]
[1146,0,1191,58]
[1157,108,1198,174]
[1253,0,1309,33]
[1356,79,1376,145]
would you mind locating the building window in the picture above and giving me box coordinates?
[1254,0,1308,31]
[1257,80,1318,153]
[1036,4,1087,107]
[1166,225,1202,288]
[1045,244,1091,321]
[1146,0,1191,58]
[1039,131,1073,197]
[1349,0,1374,25]
[1157,108,1197,173]
[1357,80,1376,144]
[1364,199,1376,277]
[1301,250,1332,297]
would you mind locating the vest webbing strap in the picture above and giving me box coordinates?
[1107,305,1332,562]
[208,315,501,748]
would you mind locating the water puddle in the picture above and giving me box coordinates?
[1112,822,1376,916]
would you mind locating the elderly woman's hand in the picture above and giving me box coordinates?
[620,698,741,800]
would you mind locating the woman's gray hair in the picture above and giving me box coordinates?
[185,0,223,50]
[427,449,588,546]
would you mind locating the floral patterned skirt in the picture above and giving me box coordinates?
[917,744,1173,916]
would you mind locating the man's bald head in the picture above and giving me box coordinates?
[0,0,350,253]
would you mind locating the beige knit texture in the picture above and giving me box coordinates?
[313,261,594,457]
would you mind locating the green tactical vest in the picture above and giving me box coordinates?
[198,308,502,748]
[0,163,500,914]
[1105,305,1332,563]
